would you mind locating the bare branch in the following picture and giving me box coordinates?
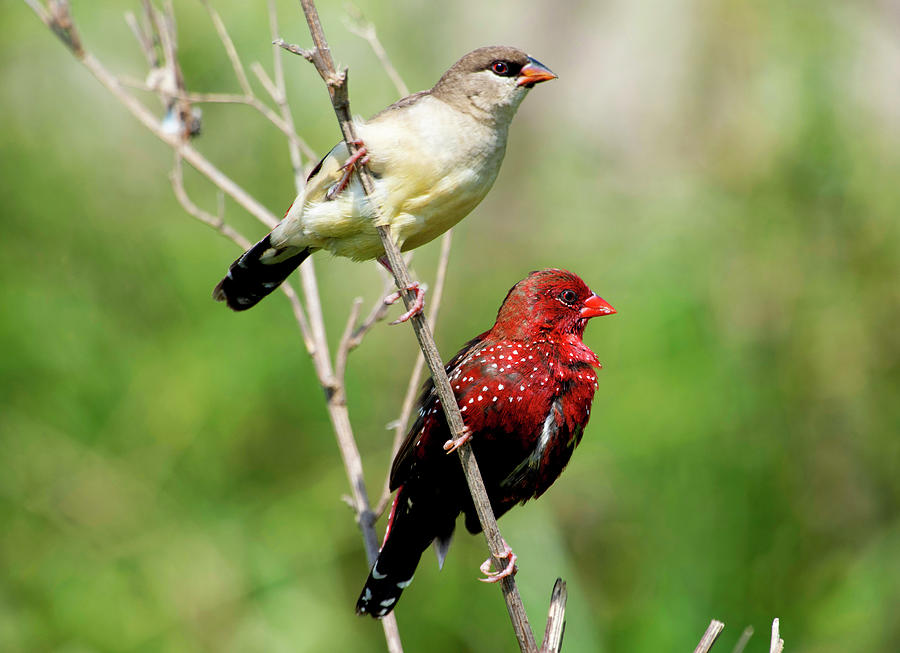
[265,0,315,181]
[116,73,312,156]
[170,154,251,249]
[294,1,538,650]
[334,298,363,389]
[540,579,567,653]
[343,5,409,96]
[27,1,402,649]
[273,38,314,61]
[23,0,49,23]
[250,62,280,106]
[376,230,453,516]
[694,620,725,653]
[199,0,252,96]
[278,281,316,359]
[124,11,157,69]
[29,0,83,56]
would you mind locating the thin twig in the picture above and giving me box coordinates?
[694,620,725,653]
[27,1,408,649]
[343,6,409,96]
[731,627,754,653]
[250,62,280,105]
[22,1,277,226]
[273,38,314,61]
[295,1,538,650]
[202,0,317,160]
[265,0,313,185]
[72,57,276,224]
[170,155,251,249]
[264,6,401,648]
[199,0,251,95]
[124,11,157,69]
[334,298,364,390]
[770,618,784,653]
[116,74,313,156]
[334,282,393,385]
[540,579,567,653]
[376,230,453,516]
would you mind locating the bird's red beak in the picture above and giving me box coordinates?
[580,294,616,318]
[517,57,557,87]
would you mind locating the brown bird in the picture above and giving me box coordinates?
[213,46,556,320]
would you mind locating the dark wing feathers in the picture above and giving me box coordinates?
[389,333,487,490]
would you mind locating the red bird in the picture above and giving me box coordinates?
[356,268,615,618]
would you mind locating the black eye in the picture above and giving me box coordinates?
[491,61,509,75]
[559,290,578,305]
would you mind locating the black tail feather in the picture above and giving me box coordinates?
[356,487,450,619]
[213,235,310,311]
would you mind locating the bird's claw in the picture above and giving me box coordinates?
[443,426,473,453]
[479,539,518,583]
[326,139,369,200]
[384,281,426,324]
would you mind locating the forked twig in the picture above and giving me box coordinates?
[170,154,251,249]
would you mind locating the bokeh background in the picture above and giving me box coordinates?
[2,1,899,651]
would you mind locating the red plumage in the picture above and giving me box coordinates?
[356,268,615,618]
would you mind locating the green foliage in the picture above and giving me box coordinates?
[2,1,898,651]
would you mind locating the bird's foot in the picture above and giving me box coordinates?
[443,426,473,453]
[326,139,369,200]
[478,538,518,583]
[384,281,426,324]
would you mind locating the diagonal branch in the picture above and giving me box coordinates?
[343,6,409,97]
[290,1,540,650]
[376,230,452,517]
[694,620,725,653]
[170,154,251,249]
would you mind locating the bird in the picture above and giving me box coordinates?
[355,268,616,618]
[213,46,556,320]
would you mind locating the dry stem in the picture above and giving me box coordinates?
[694,620,725,653]
[291,1,539,650]
[23,0,408,649]
[770,618,784,653]
[540,579,568,653]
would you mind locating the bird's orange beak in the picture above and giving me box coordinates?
[580,294,616,318]
[517,57,557,87]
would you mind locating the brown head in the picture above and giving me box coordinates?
[431,46,556,125]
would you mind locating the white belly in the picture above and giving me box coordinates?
[277,96,508,261]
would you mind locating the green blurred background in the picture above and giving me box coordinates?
[2,1,899,651]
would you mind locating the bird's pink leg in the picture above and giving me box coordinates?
[326,139,369,200]
[378,256,426,324]
[442,425,473,453]
[478,537,518,583]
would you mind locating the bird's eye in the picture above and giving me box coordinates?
[491,61,509,75]
[559,290,578,305]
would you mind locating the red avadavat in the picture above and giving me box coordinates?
[357,268,615,618]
